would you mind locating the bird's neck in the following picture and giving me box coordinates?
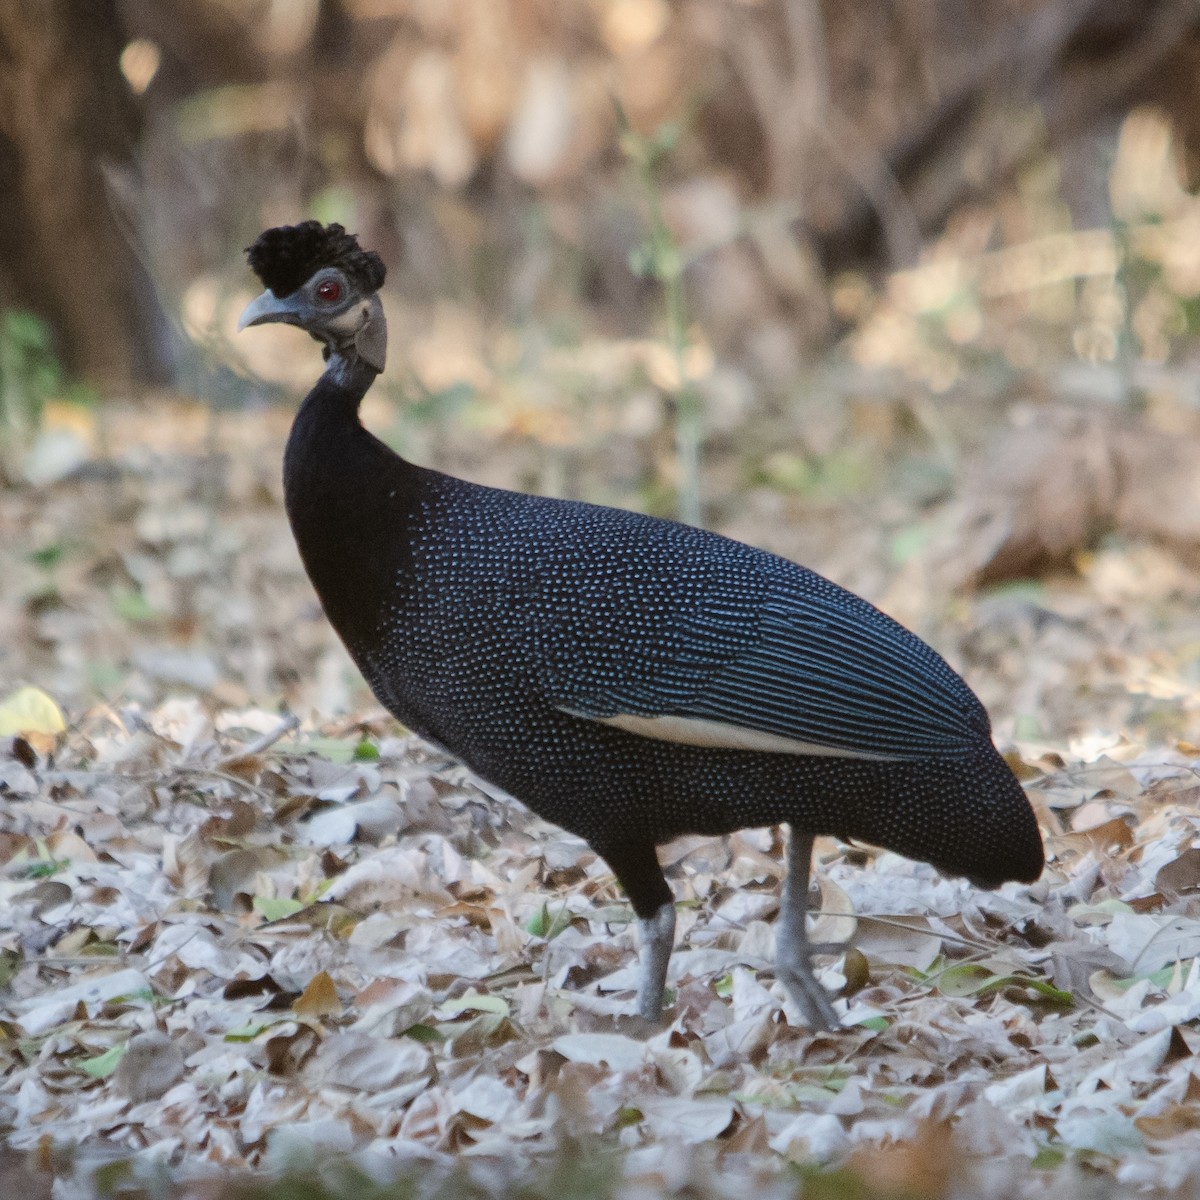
[283,356,416,650]
[284,353,382,487]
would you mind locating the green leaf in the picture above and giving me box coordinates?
[437,1011,512,1049]
[79,1043,125,1078]
[1007,976,1075,1005]
[1031,1146,1066,1170]
[22,860,65,879]
[253,896,304,922]
[79,943,119,958]
[352,738,379,761]
[274,737,361,764]
[91,1160,134,1193]
[1106,963,1180,992]
[0,947,21,989]
[110,587,160,623]
[29,543,65,569]
[113,988,158,1006]
[224,1021,274,1042]
[524,903,572,941]
[854,1015,889,1032]
[402,1023,445,1044]
[934,963,1073,1006]
[934,963,997,996]
[789,1163,875,1200]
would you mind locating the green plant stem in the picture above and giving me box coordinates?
[663,243,703,528]
[628,122,704,527]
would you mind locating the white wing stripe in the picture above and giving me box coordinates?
[561,709,901,761]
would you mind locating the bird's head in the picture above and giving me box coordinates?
[238,221,388,373]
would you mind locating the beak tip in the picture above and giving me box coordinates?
[237,289,293,333]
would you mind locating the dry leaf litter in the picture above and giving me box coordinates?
[4,406,1200,1197]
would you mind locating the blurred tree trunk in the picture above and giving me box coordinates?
[0,0,172,386]
[802,0,1200,271]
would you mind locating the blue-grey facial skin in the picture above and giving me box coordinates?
[238,273,387,375]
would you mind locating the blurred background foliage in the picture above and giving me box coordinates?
[3,0,1200,514]
[4,1,1200,737]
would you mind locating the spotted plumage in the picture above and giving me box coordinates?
[241,223,1044,1030]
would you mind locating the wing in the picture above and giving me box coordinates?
[654,588,991,759]
[528,507,988,762]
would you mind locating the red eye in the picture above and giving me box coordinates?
[316,279,341,302]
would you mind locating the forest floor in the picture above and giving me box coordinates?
[3,395,1200,1198]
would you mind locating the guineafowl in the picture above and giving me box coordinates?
[239,221,1043,1030]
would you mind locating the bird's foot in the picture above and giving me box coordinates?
[776,917,845,1031]
[776,952,842,1031]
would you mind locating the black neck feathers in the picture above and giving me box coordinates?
[282,359,414,651]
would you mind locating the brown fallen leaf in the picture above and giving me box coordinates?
[113,1030,185,1102]
[844,1118,957,1199]
[266,1024,321,1076]
[1057,814,1135,855]
[294,971,342,1018]
[1,736,37,769]
[1155,848,1200,895]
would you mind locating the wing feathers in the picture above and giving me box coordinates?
[691,612,983,757]
[528,509,987,762]
[573,711,900,760]
[561,596,985,760]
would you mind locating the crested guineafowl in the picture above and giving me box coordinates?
[239,221,1043,1030]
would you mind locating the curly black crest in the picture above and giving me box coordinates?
[245,221,386,298]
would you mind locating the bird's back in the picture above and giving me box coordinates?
[352,470,983,754]
[317,467,1038,886]
[280,389,1040,887]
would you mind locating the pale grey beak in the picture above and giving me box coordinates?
[238,289,302,331]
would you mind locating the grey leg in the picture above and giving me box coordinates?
[599,840,675,1021]
[775,827,841,1031]
[636,900,676,1020]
